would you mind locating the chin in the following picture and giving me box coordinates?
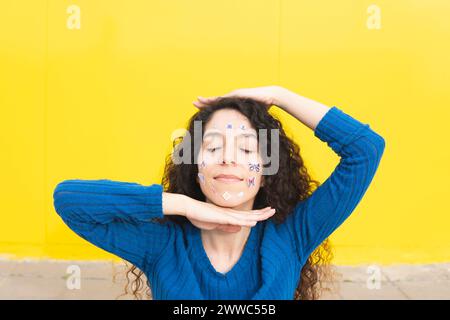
[211,197,245,208]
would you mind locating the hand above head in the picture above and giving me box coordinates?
[192,85,332,131]
[192,85,289,111]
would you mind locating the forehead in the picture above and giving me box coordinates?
[203,109,255,135]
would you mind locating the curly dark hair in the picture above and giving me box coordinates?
[119,97,336,300]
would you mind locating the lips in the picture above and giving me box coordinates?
[214,174,243,183]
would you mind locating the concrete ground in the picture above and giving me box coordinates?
[0,259,449,300]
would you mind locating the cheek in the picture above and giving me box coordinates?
[244,173,263,189]
[201,153,215,163]
[243,158,263,192]
[197,172,205,184]
[197,166,219,195]
[198,155,220,172]
[197,151,215,171]
[246,156,263,174]
[197,165,211,182]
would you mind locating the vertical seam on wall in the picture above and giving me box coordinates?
[277,0,282,84]
[43,0,49,251]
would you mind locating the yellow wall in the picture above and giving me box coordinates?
[1,1,449,265]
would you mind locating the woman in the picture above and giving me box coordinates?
[53,86,385,300]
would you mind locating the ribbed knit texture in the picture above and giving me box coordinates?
[53,106,385,300]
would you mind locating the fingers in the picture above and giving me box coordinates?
[225,216,258,227]
[232,206,275,218]
[197,204,276,227]
[246,210,276,221]
[225,210,275,227]
[225,207,276,224]
[192,99,206,108]
[198,96,217,101]
[193,96,217,108]
[192,93,237,108]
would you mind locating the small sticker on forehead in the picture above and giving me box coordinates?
[237,191,244,198]
[247,177,255,187]
[197,173,205,183]
[248,162,260,172]
[226,123,233,129]
[222,191,231,200]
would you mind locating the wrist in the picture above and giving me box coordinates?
[179,194,189,217]
[162,192,188,216]
[272,86,300,110]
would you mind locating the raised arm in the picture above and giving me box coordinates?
[282,106,386,262]
[52,179,179,271]
[192,86,385,262]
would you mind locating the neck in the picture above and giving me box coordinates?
[202,197,255,258]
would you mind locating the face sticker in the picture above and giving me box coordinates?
[222,191,231,200]
[247,177,255,187]
[239,124,246,130]
[237,191,244,198]
[248,162,260,172]
[200,160,206,168]
[226,123,233,129]
[197,172,205,184]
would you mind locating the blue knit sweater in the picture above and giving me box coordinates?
[53,106,385,300]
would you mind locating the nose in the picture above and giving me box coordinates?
[221,140,237,165]
[222,158,236,165]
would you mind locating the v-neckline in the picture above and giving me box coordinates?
[192,223,259,278]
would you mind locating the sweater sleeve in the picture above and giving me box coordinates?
[284,106,386,262]
[52,179,172,271]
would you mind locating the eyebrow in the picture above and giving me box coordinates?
[203,130,258,140]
